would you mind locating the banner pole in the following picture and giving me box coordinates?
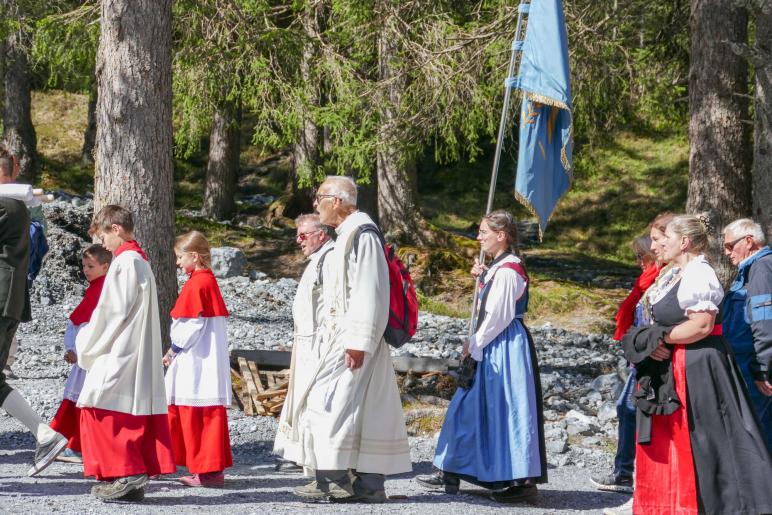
[467,2,529,339]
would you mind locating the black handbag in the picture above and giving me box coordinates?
[456,355,477,389]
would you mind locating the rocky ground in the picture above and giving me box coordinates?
[1,197,633,513]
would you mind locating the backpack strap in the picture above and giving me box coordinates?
[353,223,385,260]
[315,245,334,286]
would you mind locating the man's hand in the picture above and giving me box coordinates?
[345,349,365,370]
[64,350,77,364]
[755,380,772,397]
[650,342,672,361]
[162,351,176,367]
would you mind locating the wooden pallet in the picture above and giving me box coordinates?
[232,357,290,417]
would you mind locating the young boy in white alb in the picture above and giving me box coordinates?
[76,205,175,502]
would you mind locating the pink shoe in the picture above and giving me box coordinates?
[178,471,224,488]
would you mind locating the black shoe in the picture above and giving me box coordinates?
[27,433,68,477]
[490,484,538,504]
[590,473,634,493]
[274,459,304,473]
[415,472,460,494]
[92,474,149,501]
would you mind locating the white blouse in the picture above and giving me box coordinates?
[676,255,724,315]
[467,255,527,362]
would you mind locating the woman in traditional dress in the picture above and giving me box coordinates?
[629,214,772,514]
[416,210,547,504]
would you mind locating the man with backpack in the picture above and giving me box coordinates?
[274,213,333,472]
[292,176,411,503]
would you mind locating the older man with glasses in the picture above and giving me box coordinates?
[722,218,772,448]
[274,214,333,472]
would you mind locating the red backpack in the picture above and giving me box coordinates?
[354,224,418,348]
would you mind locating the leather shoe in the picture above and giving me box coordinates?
[415,472,460,494]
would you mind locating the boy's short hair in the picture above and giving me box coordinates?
[83,244,113,265]
[90,205,134,236]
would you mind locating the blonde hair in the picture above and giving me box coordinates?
[175,230,212,268]
[483,209,520,255]
[667,213,711,254]
[650,212,674,235]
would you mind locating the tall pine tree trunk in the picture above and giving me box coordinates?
[81,88,97,165]
[2,29,39,184]
[202,98,241,220]
[376,9,426,244]
[687,0,751,284]
[94,0,176,347]
[752,6,772,242]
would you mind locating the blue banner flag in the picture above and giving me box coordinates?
[512,0,573,239]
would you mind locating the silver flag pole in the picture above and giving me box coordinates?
[468,2,529,339]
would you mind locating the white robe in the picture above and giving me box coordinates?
[165,316,232,407]
[62,321,87,402]
[75,250,168,415]
[296,211,411,475]
[274,240,333,462]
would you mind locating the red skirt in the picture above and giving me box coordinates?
[167,404,232,474]
[633,345,699,514]
[79,407,177,481]
[50,399,81,452]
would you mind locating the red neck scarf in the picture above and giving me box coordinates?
[114,240,148,261]
[69,275,106,325]
[170,268,229,319]
[614,262,662,341]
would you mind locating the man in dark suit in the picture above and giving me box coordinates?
[0,193,66,476]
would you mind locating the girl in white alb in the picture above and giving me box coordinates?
[164,231,232,488]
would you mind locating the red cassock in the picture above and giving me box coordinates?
[77,241,176,480]
[167,268,232,474]
[50,275,107,452]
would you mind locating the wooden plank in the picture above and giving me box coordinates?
[255,389,287,401]
[232,349,291,369]
[247,361,266,393]
[269,402,285,414]
[238,357,262,415]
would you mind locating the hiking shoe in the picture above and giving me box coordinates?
[103,486,145,504]
[293,479,353,500]
[603,497,633,515]
[590,473,634,493]
[27,432,68,477]
[415,472,460,494]
[329,489,387,504]
[92,474,148,501]
[55,448,83,464]
[490,484,538,504]
[3,367,17,380]
[178,471,225,488]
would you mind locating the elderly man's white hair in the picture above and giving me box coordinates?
[295,213,322,228]
[323,175,358,207]
[724,218,766,245]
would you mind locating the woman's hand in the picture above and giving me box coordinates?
[471,258,488,279]
[461,339,470,358]
[650,342,672,361]
[64,350,77,364]
[162,351,176,367]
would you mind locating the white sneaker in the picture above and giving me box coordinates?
[603,497,633,515]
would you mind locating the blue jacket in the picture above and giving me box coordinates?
[724,246,772,381]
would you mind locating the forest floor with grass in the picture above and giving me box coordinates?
[32,90,689,334]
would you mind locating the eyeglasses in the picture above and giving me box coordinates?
[296,230,320,242]
[314,193,338,203]
[724,235,749,252]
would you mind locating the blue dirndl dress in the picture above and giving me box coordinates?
[433,259,547,488]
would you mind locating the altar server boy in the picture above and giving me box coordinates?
[76,205,175,502]
[50,244,112,463]
[163,230,232,487]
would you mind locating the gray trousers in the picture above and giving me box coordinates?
[0,317,20,405]
[316,469,385,494]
